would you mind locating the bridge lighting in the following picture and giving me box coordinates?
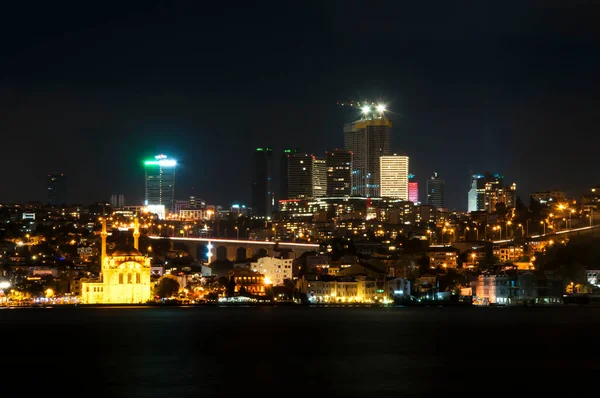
[376,104,386,112]
[361,105,371,114]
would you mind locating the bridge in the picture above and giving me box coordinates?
[491,224,600,245]
[148,236,320,262]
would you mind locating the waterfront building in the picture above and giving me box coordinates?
[81,218,152,304]
[297,274,381,303]
[229,268,266,296]
[472,273,563,306]
[250,256,293,286]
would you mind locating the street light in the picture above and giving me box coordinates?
[518,223,524,237]
[492,226,502,240]
[570,209,575,229]
[540,221,546,235]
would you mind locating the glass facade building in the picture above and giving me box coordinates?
[144,154,176,214]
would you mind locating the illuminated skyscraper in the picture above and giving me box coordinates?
[280,148,300,202]
[313,158,327,198]
[468,174,488,212]
[287,153,327,199]
[47,174,67,205]
[468,172,516,212]
[408,174,419,204]
[426,172,445,209]
[144,154,177,214]
[343,105,391,197]
[251,147,273,218]
[379,154,409,200]
[326,149,352,197]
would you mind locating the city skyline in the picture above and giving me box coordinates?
[2,2,599,209]
[3,3,600,394]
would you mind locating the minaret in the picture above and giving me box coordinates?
[133,217,140,250]
[100,218,108,274]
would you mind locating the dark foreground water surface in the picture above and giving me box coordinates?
[1,305,598,397]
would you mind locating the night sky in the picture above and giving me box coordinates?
[2,1,599,210]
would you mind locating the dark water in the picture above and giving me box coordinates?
[2,305,598,397]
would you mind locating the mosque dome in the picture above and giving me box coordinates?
[111,245,143,257]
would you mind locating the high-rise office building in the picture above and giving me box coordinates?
[287,153,327,199]
[408,174,419,204]
[468,174,489,212]
[326,149,352,197]
[47,174,67,205]
[287,153,312,199]
[343,106,391,197]
[144,154,177,214]
[379,154,409,200]
[251,147,273,218]
[280,148,300,204]
[468,172,516,212]
[110,194,125,209]
[313,158,327,198]
[426,172,445,209]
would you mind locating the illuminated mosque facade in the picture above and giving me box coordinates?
[81,218,152,304]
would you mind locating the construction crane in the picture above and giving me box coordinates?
[337,98,388,119]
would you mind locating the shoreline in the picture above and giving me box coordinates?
[0,302,589,309]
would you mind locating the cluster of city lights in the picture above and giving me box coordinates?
[144,154,177,167]
[362,103,386,114]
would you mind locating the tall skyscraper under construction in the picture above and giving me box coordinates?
[343,103,391,197]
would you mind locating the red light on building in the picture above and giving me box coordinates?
[409,181,419,203]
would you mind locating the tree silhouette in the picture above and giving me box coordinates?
[154,276,180,298]
[226,275,236,297]
[417,255,430,274]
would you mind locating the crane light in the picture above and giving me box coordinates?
[376,104,386,112]
[361,105,371,114]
